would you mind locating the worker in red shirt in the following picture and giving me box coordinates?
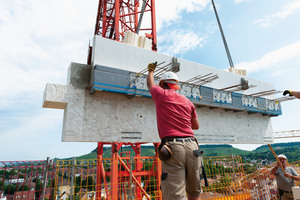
[283,90,300,99]
[147,62,201,200]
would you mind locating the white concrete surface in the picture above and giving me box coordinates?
[92,36,275,98]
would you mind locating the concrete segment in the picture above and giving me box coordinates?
[42,36,276,144]
[43,83,273,143]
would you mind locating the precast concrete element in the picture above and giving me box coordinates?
[43,63,273,144]
[42,36,277,144]
[43,83,273,144]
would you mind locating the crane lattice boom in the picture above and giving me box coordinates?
[273,130,300,139]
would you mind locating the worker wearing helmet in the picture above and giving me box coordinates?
[270,154,300,200]
[147,62,201,200]
[283,90,300,99]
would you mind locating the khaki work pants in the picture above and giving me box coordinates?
[280,191,293,200]
[161,139,201,200]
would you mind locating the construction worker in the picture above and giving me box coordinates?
[147,62,201,200]
[283,90,300,99]
[270,154,300,200]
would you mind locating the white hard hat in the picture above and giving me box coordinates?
[160,72,179,82]
[159,72,180,90]
[278,154,287,160]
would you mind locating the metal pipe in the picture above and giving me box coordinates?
[41,157,50,200]
[268,144,285,173]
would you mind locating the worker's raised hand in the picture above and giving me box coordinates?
[276,161,281,168]
[283,90,293,96]
[148,62,157,72]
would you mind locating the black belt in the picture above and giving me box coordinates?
[283,190,293,194]
[165,137,195,143]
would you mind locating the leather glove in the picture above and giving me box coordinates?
[148,62,157,71]
[283,90,293,96]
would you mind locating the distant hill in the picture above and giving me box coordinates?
[254,142,300,152]
[249,142,300,162]
[56,144,249,160]
[55,142,300,162]
[199,144,250,156]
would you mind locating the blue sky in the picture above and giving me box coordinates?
[1,0,300,160]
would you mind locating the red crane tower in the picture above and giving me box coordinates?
[90,1,161,199]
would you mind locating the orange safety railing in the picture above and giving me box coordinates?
[201,155,249,199]
[3,155,300,199]
[53,155,161,200]
[53,155,251,200]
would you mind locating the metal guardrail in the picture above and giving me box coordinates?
[2,156,297,200]
[0,158,55,200]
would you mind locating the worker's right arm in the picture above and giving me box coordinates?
[147,70,155,91]
[147,62,157,91]
[270,162,280,175]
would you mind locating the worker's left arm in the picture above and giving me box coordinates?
[292,91,300,99]
[284,173,300,181]
[191,118,199,130]
[191,106,199,130]
[283,90,300,99]
[284,168,300,180]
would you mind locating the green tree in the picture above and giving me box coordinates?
[33,178,43,198]
[5,184,17,195]
[82,176,95,191]
[18,185,29,191]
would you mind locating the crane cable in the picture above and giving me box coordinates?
[211,0,235,68]
[136,0,147,34]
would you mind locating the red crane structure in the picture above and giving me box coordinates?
[90,1,161,199]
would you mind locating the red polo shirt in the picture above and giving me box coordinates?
[150,85,197,139]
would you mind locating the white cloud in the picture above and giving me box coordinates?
[253,0,300,27]
[158,30,205,55]
[0,0,98,160]
[0,0,97,109]
[155,0,210,31]
[154,0,213,57]
[271,69,285,77]
[236,41,300,73]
